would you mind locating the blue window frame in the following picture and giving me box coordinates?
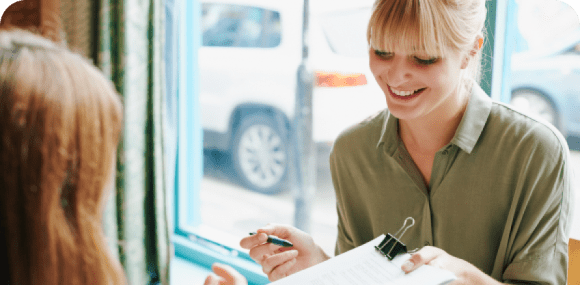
[170,0,268,284]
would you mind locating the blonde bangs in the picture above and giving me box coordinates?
[367,0,452,58]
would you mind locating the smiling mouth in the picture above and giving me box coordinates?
[388,86,427,98]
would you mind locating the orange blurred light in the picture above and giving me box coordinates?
[315,71,367,88]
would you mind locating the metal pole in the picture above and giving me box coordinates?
[293,0,315,232]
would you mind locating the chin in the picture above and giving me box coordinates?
[384,98,408,115]
[386,106,413,120]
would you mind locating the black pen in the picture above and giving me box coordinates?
[249,232,293,248]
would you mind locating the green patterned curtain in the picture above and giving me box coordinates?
[96,0,170,284]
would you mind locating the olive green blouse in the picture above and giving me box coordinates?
[330,84,574,284]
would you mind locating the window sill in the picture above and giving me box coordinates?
[173,235,269,285]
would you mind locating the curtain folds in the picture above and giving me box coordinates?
[96,0,170,284]
[3,0,170,284]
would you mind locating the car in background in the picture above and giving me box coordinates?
[510,28,580,139]
[199,0,383,194]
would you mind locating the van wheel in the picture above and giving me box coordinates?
[232,114,288,194]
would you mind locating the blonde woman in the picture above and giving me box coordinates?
[241,0,574,284]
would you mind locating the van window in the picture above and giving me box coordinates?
[202,3,281,48]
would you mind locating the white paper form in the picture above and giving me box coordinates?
[271,235,456,285]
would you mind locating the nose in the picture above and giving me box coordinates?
[386,57,412,87]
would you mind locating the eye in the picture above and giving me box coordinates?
[414,56,440,65]
[374,50,393,59]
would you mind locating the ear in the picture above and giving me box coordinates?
[461,35,484,69]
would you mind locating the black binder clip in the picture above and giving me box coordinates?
[375,217,415,260]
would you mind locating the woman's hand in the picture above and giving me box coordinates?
[203,263,248,285]
[401,246,505,285]
[240,223,330,281]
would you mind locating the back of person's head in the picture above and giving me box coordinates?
[367,0,487,85]
[0,29,126,285]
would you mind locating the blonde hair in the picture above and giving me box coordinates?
[0,29,126,284]
[367,0,487,84]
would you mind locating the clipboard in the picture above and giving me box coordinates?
[270,217,457,285]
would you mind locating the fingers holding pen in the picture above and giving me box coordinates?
[240,225,285,249]
[248,223,294,245]
[240,224,329,281]
[240,231,269,249]
[240,224,295,263]
[249,232,294,247]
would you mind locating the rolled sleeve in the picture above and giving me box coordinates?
[501,140,573,284]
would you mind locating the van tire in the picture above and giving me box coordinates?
[231,114,288,194]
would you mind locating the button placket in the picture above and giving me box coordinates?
[421,201,434,251]
[394,147,429,196]
[429,151,449,192]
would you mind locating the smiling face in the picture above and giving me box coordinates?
[369,42,469,122]
[366,0,487,123]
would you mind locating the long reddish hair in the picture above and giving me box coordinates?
[0,29,126,285]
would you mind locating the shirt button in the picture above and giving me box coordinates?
[424,241,430,246]
[442,150,448,155]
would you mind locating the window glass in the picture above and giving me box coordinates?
[195,0,377,258]
[509,0,580,135]
[202,3,281,48]
[174,1,580,282]
[509,0,580,239]
[316,8,371,58]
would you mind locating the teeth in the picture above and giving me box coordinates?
[391,87,421,96]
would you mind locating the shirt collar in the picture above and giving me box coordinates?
[377,109,399,155]
[377,84,492,155]
[451,84,492,153]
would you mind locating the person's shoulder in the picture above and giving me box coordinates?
[331,109,388,154]
[488,101,568,161]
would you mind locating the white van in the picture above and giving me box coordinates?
[199,0,384,193]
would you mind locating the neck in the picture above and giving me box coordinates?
[399,84,470,154]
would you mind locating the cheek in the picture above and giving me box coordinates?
[422,66,454,89]
[369,56,386,80]
[426,73,445,88]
